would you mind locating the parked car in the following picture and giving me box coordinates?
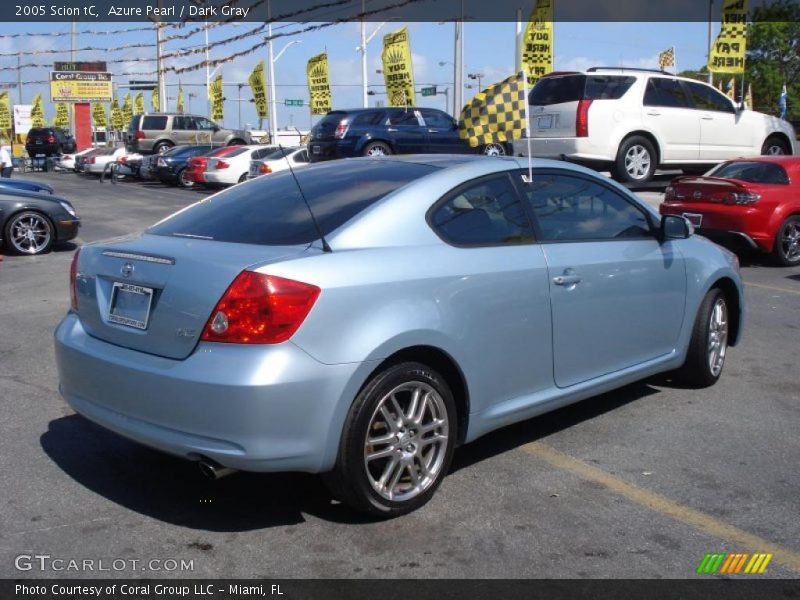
[83,147,128,175]
[25,127,77,157]
[307,107,508,162]
[55,148,94,172]
[184,145,251,186]
[126,113,250,155]
[55,155,744,516]
[0,179,54,195]
[660,156,800,266]
[137,153,160,180]
[1,188,80,255]
[204,145,282,186]
[154,145,215,187]
[512,68,798,184]
[75,148,106,173]
[247,147,310,180]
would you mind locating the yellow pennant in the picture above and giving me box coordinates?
[522,0,554,87]
[306,53,332,116]
[708,0,748,74]
[382,27,415,107]
[210,73,224,122]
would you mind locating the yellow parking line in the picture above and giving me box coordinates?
[522,442,800,573]
[745,281,800,296]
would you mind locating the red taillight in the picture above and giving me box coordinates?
[334,119,349,139]
[259,163,272,174]
[576,99,592,138]
[135,130,145,140]
[69,249,81,311]
[201,272,320,345]
[86,157,95,164]
[216,160,229,169]
[48,135,56,143]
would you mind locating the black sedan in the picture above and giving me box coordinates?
[154,145,214,187]
[0,189,80,255]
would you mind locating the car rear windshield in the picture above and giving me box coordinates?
[27,128,52,137]
[529,74,636,105]
[710,161,790,184]
[148,160,439,245]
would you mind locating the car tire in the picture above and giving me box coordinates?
[324,361,457,517]
[237,173,247,184]
[4,211,55,255]
[761,136,789,156]
[677,288,728,388]
[153,141,173,155]
[362,141,393,157]
[177,168,194,188]
[613,135,657,183]
[771,215,800,267]
[482,143,507,157]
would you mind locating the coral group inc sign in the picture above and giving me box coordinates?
[50,71,113,103]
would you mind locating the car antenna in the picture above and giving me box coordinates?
[279,143,332,253]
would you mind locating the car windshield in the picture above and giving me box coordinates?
[148,160,439,245]
[708,161,790,185]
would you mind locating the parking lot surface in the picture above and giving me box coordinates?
[1,170,798,579]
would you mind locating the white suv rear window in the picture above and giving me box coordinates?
[529,75,636,105]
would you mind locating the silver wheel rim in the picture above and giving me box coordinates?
[765,144,785,156]
[708,298,728,377]
[484,143,506,156]
[180,170,193,187]
[366,145,387,156]
[157,145,171,155]
[364,381,449,503]
[624,144,651,180]
[9,213,51,254]
[780,220,800,262]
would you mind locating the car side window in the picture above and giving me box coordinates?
[420,109,455,129]
[430,175,535,246]
[520,172,652,241]
[644,78,690,108]
[388,111,421,127]
[353,112,385,126]
[196,117,217,130]
[685,81,735,113]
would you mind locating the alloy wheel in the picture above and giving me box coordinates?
[8,212,52,255]
[363,381,449,502]
[779,219,800,263]
[367,146,388,156]
[483,143,506,157]
[707,298,728,378]
[624,144,652,180]
[765,144,786,156]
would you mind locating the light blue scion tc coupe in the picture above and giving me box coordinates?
[55,155,745,517]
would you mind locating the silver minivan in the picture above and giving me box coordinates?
[126,113,252,155]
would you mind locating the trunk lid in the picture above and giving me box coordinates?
[665,176,754,204]
[74,233,312,360]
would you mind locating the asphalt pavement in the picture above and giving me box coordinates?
[0,169,798,579]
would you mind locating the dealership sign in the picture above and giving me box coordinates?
[50,71,113,103]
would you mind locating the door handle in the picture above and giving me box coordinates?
[386,128,398,132]
[553,275,582,286]
[701,115,714,120]
[645,110,661,116]
[427,129,439,133]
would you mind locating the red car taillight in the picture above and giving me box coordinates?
[201,272,320,345]
[135,130,145,140]
[69,248,81,311]
[576,99,592,138]
[334,119,349,139]
[86,157,96,164]
[259,163,272,174]
[216,160,230,169]
[725,191,761,205]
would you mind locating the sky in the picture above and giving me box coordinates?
[0,19,721,131]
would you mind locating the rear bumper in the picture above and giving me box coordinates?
[512,137,615,164]
[660,202,774,252]
[54,313,363,473]
[203,171,237,185]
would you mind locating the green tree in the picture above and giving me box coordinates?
[746,0,800,119]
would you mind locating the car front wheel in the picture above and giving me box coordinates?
[4,211,54,255]
[772,215,800,266]
[677,288,728,388]
[761,136,789,156]
[325,361,456,517]
[613,136,657,183]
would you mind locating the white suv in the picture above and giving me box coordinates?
[513,68,797,183]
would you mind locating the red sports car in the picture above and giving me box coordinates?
[660,156,800,266]
[184,145,242,186]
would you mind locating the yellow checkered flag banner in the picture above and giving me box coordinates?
[458,72,527,148]
[659,47,675,69]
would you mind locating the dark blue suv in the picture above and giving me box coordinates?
[307,107,508,162]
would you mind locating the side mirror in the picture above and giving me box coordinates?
[660,214,693,240]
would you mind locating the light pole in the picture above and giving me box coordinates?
[453,0,465,119]
[356,3,395,108]
[707,0,715,85]
[187,92,197,114]
[467,72,484,92]
[267,38,301,142]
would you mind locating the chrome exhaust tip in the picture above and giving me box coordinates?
[198,460,237,480]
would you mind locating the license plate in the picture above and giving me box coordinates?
[536,115,553,129]
[108,282,154,330]
[682,213,703,228]
[249,165,258,177]
[312,145,321,155]
[35,140,42,145]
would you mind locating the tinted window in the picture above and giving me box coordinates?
[431,175,534,246]
[521,172,651,241]
[529,75,635,105]
[293,150,310,163]
[353,112,386,126]
[685,81,734,113]
[420,109,455,129]
[149,161,439,246]
[388,111,420,126]
[172,116,195,130]
[141,116,168,130]
[709,161,790,184]
[196,117,218,130]
[644,78,690,108]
